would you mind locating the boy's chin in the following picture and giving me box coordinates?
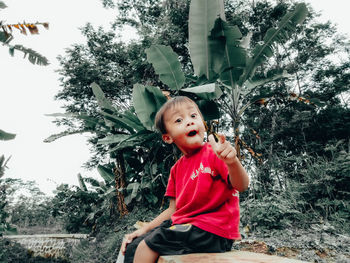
[186,135,204,143]
[187,139,204,148]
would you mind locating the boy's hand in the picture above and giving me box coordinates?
[208,133,238,165]
[121,228,147,255]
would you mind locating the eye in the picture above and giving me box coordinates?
[191,113,197,118]
[175,118,182,123]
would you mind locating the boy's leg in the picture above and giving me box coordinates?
[124,234,146,263]
[134,240,159,263]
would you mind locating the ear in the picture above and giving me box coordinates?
[162,134,173,144]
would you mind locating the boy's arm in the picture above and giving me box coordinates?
[208,134,249,192]
[121,197,176,254]
[138,197,176,232]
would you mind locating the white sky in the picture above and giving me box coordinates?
[1,0,349,195]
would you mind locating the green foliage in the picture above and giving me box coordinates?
[0,129,16,141]
[291,144,350,227]
[0,129,16,235]
[132,84,167,130]
[241,193,305,231]
[239,3,308,84]
[9,45,49,66]
[138,0,309,146]
[241,141,350,233]
[51,0,349,236]
[145,45,185,91]
[50,184,100,233]
[5,179,56,231]
[188,0,225,80]
[0,181,16,235]
[68,205,160,263]
[0,1,7,9]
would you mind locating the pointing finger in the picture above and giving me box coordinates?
[217,133,226,144]
[208,134,217,150]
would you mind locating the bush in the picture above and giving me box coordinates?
[68,205,160,263]
[240,193,307,232]
[241,141,350,233]
[50,184,101,233]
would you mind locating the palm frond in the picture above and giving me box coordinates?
[43,129,88,143]
[0,1,7,9]
[0,155,11,178]
[10,44,49,65]
[0,129,16,141]
[77,173,88,191]
[0,30,12,44]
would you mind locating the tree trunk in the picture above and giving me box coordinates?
[114,153,128,217]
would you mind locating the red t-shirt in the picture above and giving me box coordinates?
[165,143,241,240]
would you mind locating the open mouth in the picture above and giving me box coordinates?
[187,130,197,137]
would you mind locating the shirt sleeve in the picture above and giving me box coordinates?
[165,164,176,197]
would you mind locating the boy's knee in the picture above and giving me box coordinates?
[134,240,159,263]
[135,240,148,253]
[124,240,138,256]
[124,237,144,263]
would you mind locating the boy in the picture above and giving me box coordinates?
[121,96,249,263]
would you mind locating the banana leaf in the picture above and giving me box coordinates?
[43,129,88,143]
[102,186,116,197]
[189,0,225,80]
[133,84,167,130]
[77,173,88,191]
[146,45,185,91]
[196,100,220,121]
[83,177,101,188]
[11,45,49,66]
[0,2,7,9]
[97,134,131,145]
[100,109,144,133]
[97,165,115,184]
[0,129,16,141]
[243,69,291,94]
[45,112,103,130]
[124,182,140,205]
[0,31,12,44]
[91,82,114,111]
[108,130,158,153]
[181,83,222,100]
[211,19,247,87]
[91,82,116,128]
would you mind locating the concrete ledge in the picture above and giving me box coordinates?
[3,234,90,258]
[158,251,310,263]
[4,234,89,239]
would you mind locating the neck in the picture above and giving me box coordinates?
[179,143,204,157]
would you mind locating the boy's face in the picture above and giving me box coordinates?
[162,102,205,155]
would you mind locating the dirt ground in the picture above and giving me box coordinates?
[233,226,350,262]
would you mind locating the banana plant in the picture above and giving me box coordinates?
[80,165,121,225]
[0,129,16,177]
[45,0,310,208]
[145,44,222,122]
[142,0,308,159]
[0,129,16,141]
[0,128,16,234]
[91,83,172,206]
[45,81,173,208]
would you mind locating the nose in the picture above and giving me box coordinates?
[186,118,194,126]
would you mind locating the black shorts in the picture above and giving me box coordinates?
[124,220,233,263]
